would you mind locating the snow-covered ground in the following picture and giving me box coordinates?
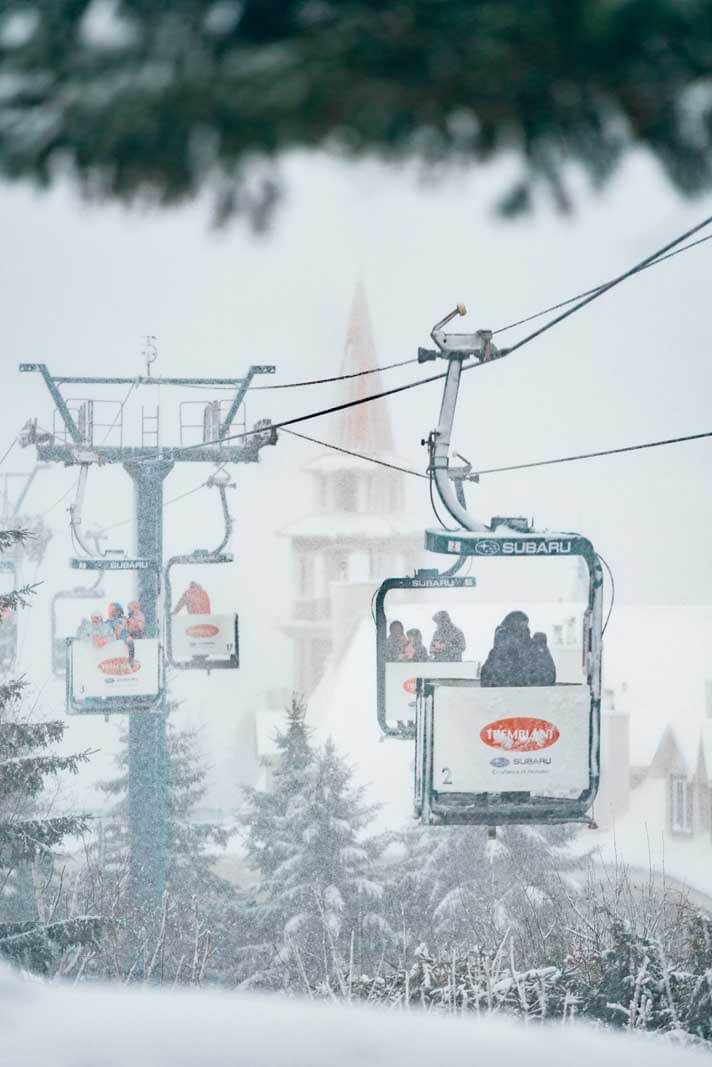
[0,963,706,1067]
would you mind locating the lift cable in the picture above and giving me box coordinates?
[96,479,209,536]
[85,423,712,552]
[250,357,418,390]
[0,436,18,469]
[170,230,712,394]
[99,382,138,446]
[492,231,712,335]
[428,470,458,532]
[280,427,427,479]
[474,428,712,477]
[284,424,712,482]
[38,479,79,519]
[496,213,712,359]
[168,213,712,454]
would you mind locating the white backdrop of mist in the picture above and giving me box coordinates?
[1,146,711,811]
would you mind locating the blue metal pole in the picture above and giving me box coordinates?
[124,458,173,916]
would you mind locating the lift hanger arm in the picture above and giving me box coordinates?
[205,471,234,556]
[218,365,275,440]
[424,307,495,532]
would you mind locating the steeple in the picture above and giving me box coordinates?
[338,281,394,454]
[280,282,421,696]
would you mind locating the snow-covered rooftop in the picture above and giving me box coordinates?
[574,775,712,905]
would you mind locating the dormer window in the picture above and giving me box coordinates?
[670,775,692,834]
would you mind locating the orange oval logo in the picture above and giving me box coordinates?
[403,678,417,694]
[99,657,141,676]
[186,624,219,639]
[480,717,559,752]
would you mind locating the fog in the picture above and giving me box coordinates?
[2,146,711,808]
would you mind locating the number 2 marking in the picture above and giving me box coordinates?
[441,767,453,785]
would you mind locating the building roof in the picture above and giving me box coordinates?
[280,512,423,540]
[336,281,395,454]
[602,605,712,766]
[572,774,712,905]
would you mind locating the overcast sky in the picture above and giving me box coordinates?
[2,146,711,806]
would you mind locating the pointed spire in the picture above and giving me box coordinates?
[338,281,395,453]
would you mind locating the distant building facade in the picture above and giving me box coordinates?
[281,282,422,695]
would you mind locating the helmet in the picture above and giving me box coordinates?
[108,602,124,619]
[128,601,141,614]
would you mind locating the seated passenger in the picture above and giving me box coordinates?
[404,627,429,662]
[385,620,408,662]
[107,602,136,664]
[480,611,557,687]
[528,632,556,686]
[480,611,531,687]
[429,610,466,662]
[80,613,112,646]
[126,601,145,637]
[172,581,211,615]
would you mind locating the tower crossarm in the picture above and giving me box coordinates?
[18,362,278,463]
[24,439,275,466]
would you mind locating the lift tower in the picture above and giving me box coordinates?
[19,361,276,912]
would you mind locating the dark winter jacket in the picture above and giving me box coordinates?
[429,614,466,662]
[527,633,556,686]
[480,629,557,687]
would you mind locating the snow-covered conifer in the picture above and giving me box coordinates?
[241,699,389,989]
[80,707,244,984]
[0,528,99,975]
[389,822,583,964]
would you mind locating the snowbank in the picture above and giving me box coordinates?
[0,964,705,1067]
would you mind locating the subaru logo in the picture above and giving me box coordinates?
[475,540,501,555]
[490,756,510,768]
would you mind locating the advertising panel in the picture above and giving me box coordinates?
[71,638,160,700]
[386,661,479,726]
[432,684,590,797]
[172,614,236,661]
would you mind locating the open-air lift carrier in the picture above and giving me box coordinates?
[375,307,604,828]
[51,573,104,677]
[165,471,239,671]
[65,556,162,714]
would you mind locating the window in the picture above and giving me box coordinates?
[327,552,349,583]
[335,473,358,512]
[670,775,692,834]
[297,554,314,597]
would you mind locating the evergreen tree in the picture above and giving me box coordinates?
[3,2,712,223]
[0,529,100,975]
[241,699,389,989]
[389,822,584,965]
[80,707,245,984]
